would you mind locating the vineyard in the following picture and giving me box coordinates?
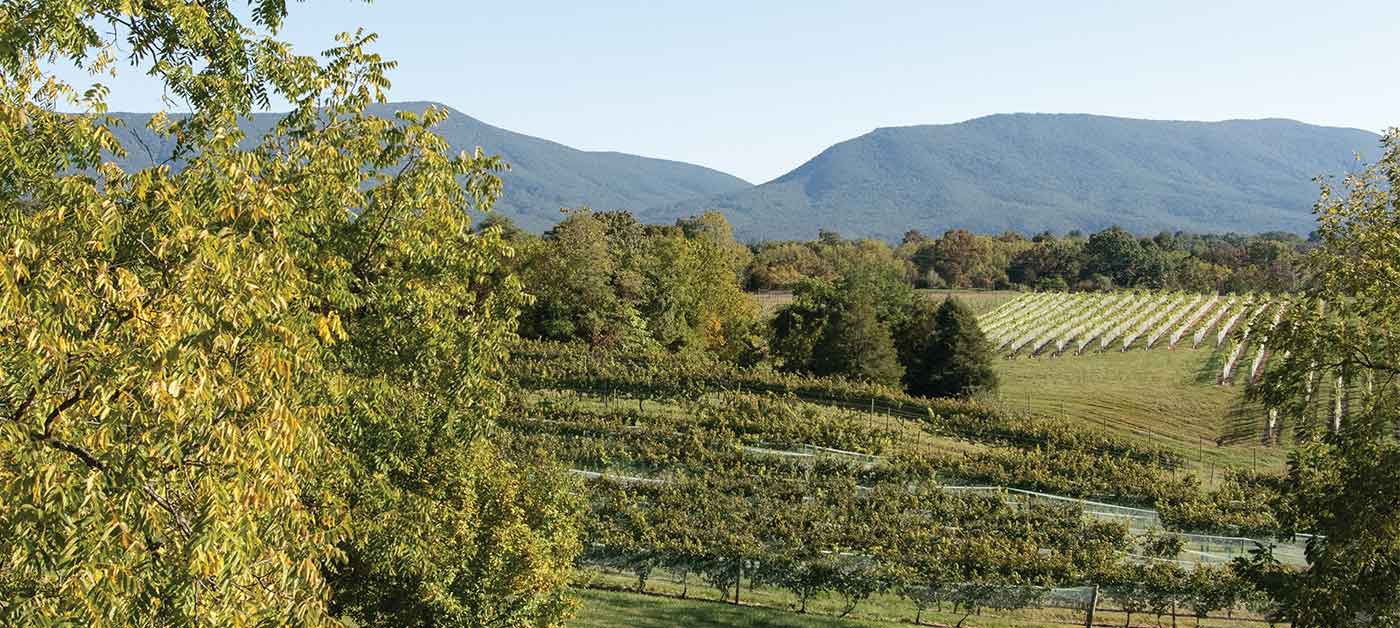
[505,341,1301,627]
[980,291,1284,372]
[980,291,1380,453]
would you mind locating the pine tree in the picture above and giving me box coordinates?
[895,298,940,394]
[915,298,999,398]
[813,301,904,387]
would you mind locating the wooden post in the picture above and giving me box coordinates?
[1085,585,1099,628]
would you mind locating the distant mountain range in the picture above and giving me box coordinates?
[103,102,751,232]
[106,104,1382,240]
[651,114,1382,240]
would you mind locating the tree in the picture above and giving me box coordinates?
[0,3,579,625]
[911,298,999,398]
[895,299,942,395]
[520,210,634,345]
[1237,435,1400,627]
[1237,129,1400,627]
[812,301,905,387]
[1084,226,1148,287]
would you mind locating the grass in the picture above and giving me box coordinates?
[990,345,1289,479]
[571,588,892,628]
[570,571,1280,628]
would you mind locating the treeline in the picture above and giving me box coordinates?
[489,211,999,396]
[750,227,1309,293]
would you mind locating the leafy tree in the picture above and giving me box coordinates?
[520,210,634,345]
[914,229,1012,289]
[1238,129,1400,627]
[1084,226,1148,287]
[911,298,998,398]
[1238,434,1400,627]
[1008,236,1084,289]
[0,2,578,625]
[812,301,905,387]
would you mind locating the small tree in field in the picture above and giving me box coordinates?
[911,298,999,398]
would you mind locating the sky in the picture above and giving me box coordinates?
[69,0,1400,183]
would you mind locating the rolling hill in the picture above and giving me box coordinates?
[648,114,1382,240]
[102,101,750,232]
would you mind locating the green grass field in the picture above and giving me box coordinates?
[991,345,1289,478]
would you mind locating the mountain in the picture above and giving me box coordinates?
[648,114,1382,240]
[103,101,750,232]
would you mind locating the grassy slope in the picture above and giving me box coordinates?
[991,346,1288,477]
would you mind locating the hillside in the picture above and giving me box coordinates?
[102,102,750,232]
[650,114,1382,240]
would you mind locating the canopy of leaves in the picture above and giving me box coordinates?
[0,2,579,625]
[1238,129,1400,627]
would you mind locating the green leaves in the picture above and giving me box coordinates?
[2,2,579,626]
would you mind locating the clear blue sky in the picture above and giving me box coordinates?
[80,0,1400,183]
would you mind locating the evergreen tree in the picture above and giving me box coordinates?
[894,298,941,394]
[812,301,904,387]
[915,298,999,398]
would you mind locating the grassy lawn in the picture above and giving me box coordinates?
[991,346,1289,478]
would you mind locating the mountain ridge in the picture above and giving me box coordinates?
[100,105,1383,240]
[649,113,1381,240]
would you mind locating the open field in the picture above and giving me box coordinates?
[991,347,1288,478]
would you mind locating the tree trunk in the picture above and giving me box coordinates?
[733,559,741,606]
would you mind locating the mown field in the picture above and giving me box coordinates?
[991,347,1287,478]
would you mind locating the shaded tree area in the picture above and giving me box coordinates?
[907,299,998,398]
[501,210,759,360]
[769,257,995,397]
[0,2,580,626]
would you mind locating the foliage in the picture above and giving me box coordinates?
[0,2,578,625]
[751,227,1311,294]
[1237,434,1400,627]
[811,301,904,387]
[910,298,998,398]
[517,210,757,358]
[1238,129,1400,627]
[1255,130,1400,438]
